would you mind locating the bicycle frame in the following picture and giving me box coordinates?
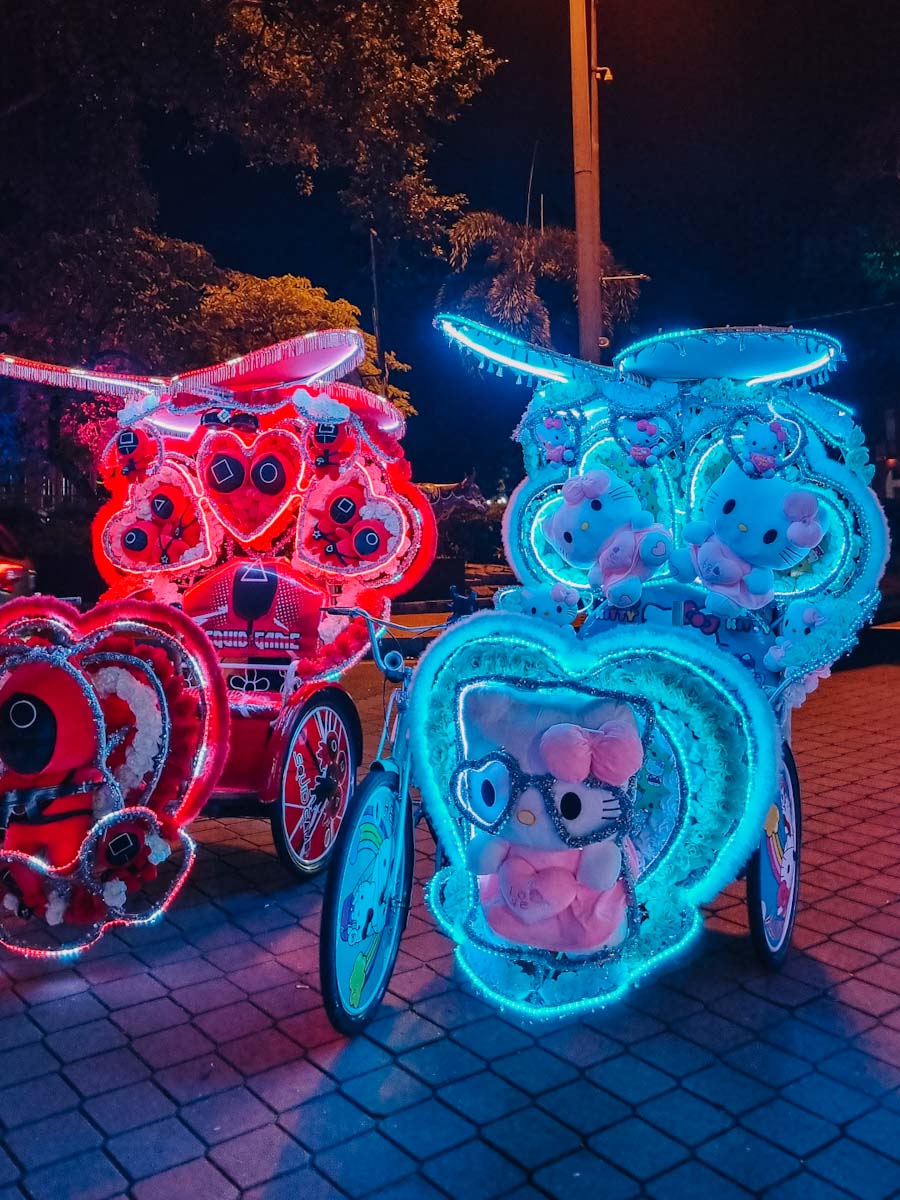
[324,605,445,831]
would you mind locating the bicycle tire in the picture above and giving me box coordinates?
[270,690,359,879]
[320,767,414,1034]
[747,742,802,968]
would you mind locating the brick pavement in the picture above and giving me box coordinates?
[1,664,900,1199]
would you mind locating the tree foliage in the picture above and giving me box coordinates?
[1,0,497,245]
[0,227,414,503]
[800,104,900,419]
[443,211,640,345]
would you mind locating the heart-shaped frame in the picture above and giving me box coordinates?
[197,426,306,545]
[96,462,218,585]
[408,612,779,1017]
[0,598,229,956]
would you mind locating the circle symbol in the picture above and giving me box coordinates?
[9,698,37,729]
[123,527,149,552]
[251,454,287,496]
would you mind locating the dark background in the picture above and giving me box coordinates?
[149,0,900,490]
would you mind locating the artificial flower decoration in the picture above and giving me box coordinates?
[410,614,779,1014]
[429,316,887,1010]
[0,597,228,956]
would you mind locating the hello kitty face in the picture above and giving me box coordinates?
[621,416,671,455]
[704,463,824,570]
[454,686,643,852]
[743,419,786,462]
[498,584,579,627]
[781,599,826,641]
[544,470,647,567]
[538,418,569,449]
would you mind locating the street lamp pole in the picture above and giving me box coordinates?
[569,0,604,362]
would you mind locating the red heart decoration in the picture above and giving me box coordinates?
[96,462,217,584]
[197,427,306,544]
[0,597,229,956]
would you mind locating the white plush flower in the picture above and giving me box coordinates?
[318,614,345,645]
[45,892,68,926]
[360,500,402,538]
[91,666,165,801]
[298,395,350,422]
[147,834,171,865]
[103,880,128,909]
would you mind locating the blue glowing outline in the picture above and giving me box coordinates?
[437,318,570,384]
[408,613,780,1016]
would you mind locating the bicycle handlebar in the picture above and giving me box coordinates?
[323,607,411,681]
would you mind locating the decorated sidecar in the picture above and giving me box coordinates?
[0,330,435,955]
[407,318,888,1018]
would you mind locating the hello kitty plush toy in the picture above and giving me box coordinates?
[622,417,667,467]
[537,416,576,465]
[741,419,788,478]
[457,689,644,953]
[763,599,831,704]
[763,599,826,673]
[543,470,672,608]
[671,462,825,616]
[497,583,579,631]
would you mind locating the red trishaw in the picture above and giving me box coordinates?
[0,330,435,954]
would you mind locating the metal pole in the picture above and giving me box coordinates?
[569,0,603,362]
[369,228,387,394]
[588,0,605,353]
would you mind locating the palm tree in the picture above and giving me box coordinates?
[443,211,640,346]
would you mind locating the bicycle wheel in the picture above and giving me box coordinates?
[747,743,802,968]
[320,768,414,1034]
[271,691,359,879]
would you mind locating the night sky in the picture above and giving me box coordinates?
[150,0,900,489]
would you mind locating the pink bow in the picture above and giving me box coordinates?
[770,420,788,444]
[550,583,578,606]
[543,416,563,430]
[800,606,825,628]
[783,490,823,549]
[561,470,609,504]
[539,720,644,786]
[636,419,658,436]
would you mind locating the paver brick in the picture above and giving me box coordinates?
[318,1130,416,1197]
[84,1080,177,1135]
[130,1157,239,1200]
[209,1123,308,1188]
[534,1148,639,1200]
[6,1109,103,1170]
[639,1088,734,1147]
[129,1018,213,1068]
[696,1127,799,1191]
[381,1097,475,1159]
[64,1047,149,1097]
[591,1116,689,1181]
[809,1138,900,1200]
[107,1116,204,1179]
[742,1097,839,1156]
[22,1148,126,1200]
[424,1138,527,1200]
[278,1091,373,1151]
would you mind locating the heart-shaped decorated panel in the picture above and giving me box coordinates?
[294,461,435,590]
[408,612,778,1017]
[0,597,229,956]
[197,427,306,545]
[95,462,219,585]
[99,423,164,492]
